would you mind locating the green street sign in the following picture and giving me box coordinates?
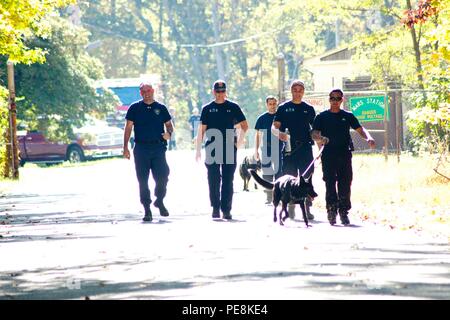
[349,95,389,123]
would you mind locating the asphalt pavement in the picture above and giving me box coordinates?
[0,150,449,300]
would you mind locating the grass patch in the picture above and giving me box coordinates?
[349,153,449,239]
[0,178,19,197]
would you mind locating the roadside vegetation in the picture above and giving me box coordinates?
[337,153,449,239]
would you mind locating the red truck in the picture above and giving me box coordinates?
[18,119,124,166]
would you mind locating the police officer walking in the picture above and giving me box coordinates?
[254,95,283,204]
[195,80,248,220]
[123,82,174,222]
[312,88,375,225]
[271,79,316,220]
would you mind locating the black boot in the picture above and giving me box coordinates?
[143,207,153,222]
[212,207,220,219]
[155,199,169,217]
[339,209,350,225]
[326,204,337,226]
[222,211,232,220]
[327,210,336,226]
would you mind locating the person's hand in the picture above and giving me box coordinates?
[278,132,289,142]
[195,149,202,162]
[123,147,130,160]
[367,138,375,149]
[236,138,245,149]
[254,150,260,161]
[321,136,330,145]
[162,132,171,141]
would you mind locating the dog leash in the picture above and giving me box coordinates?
[301,145,325,178]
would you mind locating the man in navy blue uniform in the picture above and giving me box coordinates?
[123,82,174,222]
[271,80,316,220]
[196,80,248,220]
[312,88,375,226]
[188,107,201,141]
[254,95,283,204]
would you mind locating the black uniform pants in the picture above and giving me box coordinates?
[133,144,170,207]
[205,152,237,213]
[321,151,353,212]
[282,144,314,179]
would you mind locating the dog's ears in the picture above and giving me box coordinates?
[300,176,310,184]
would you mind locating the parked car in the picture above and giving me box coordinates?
[18,119,124,166]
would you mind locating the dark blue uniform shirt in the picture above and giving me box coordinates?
[255,112,280,151]
[125,100,171,144]
[274,101,316,146]
[313,109,361,153]
[200,100,246,146]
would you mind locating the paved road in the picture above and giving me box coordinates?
[0,150,449,300]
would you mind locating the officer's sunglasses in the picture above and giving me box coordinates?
[330,96,343,101]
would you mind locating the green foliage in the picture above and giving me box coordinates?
[0,17,119,142]
[80,0,378,132]
[406,79,450,153]
[0,0,74,64]
[404,0,449,152]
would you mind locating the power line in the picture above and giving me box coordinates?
[179,30,277,48]
[82,22,162,46]
[82,21,277,49]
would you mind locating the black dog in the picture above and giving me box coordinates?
[250,169,318,227]
[239,155,261,191]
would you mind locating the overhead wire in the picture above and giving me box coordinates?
[82,21,279,49]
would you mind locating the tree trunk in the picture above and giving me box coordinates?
[406,0,425,90]
[111,0,116,19]
[162,0,209,105]
[211,0,226,80]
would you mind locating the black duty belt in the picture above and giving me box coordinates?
[135,139,163,145]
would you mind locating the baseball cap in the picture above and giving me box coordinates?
[213,80,227,92]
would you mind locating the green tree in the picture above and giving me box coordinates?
[403,0,450,155]
[79,0,399,136]
[0,0,74,177]
[0,17,118,142]
[0,0,74,64]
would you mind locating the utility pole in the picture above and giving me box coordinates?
[277,53,286,103]
[6,61,19,179]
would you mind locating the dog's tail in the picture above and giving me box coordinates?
[250,169,274,189]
